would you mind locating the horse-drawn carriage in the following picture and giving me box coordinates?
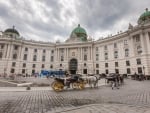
[130,73,145,81]
[51,74,86,92]
[51,74,101,92]
[105,73,124,89]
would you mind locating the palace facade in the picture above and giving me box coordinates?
[0,9,150,76]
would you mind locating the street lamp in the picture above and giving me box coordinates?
[25,69,28,77]
[143,66,145,75]
[143,66,146,80]
[4,68,6,78]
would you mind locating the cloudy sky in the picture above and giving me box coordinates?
[0,0,150,42]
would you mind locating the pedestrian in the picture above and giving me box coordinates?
[112,73,119,90]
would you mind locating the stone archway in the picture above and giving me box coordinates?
[69,58,78,74]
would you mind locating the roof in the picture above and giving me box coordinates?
[138,8,150,24]
[4,27,20,36]
[69,24,87,42]
[72,24,87,35]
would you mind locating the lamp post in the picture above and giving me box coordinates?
[4,68,6,78]
[25,69,28,77]
[143,66,145,80]
[143,66,145,75]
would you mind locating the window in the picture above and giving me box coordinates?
[96,54,99,61]
[104,45,107,50]
[72,52,75,56]
[115,62,118,67]
[23,54,27,60]
[33,55,37,61]
[138,67,142,74]
[32,70,35,74]
[60,64,62,67]
[105,69,109,74]
[51,56,54,62]
[51,50,54,54]
[105,52,108,60]
[34,49,37,53]
[84,48,87,52]
[12,54,17,60]
[32,64,36,68]
[125,49,129,57]
[84,54,87,61]
[1,45,4,49]
[136,58,141,65]
[11,68,15,73]
[115,69,119,74]
[84,63,86,67]
[114,51,118,59]
[25,47,28,51]
[137,45,142,54]
[43,49,46,53]
[127,68,131,74]
[42,64,45,68]
[22,69,25,74]
[42,56,45,62]
[105,63,108,67]
[50,65,53,69]
[124,40,128,45]
[12,62,16,67]
[96,47,98,52]
[60,49,64,53]
[135,35,140,42]
[96,64,99,68]
[114,43,117,48]
[0,52,2,58]
[126,61,130,66]
[23,63,26,68]
[61,56,64,61]
[14,45,18,50]
[83,69,87,74]
[96,70,99,74]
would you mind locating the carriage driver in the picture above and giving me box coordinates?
[66,74,79,88]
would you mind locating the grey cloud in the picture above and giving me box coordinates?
[0,0,150,42]
[0,0,69,41]
[75,0,131,32]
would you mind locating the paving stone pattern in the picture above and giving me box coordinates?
[0,79,150,113]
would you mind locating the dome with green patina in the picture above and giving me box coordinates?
[4,26,19,36]
[70,24,87,42]
[138,8,150,25]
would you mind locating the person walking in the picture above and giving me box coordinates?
[112,73,119,90]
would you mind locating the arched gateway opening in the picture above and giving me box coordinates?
[69,59,78,74]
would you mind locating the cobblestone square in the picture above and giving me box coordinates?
[0,79,150,113]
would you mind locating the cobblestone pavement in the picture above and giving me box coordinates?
[0,79,150,113]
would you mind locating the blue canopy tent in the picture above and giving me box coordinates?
[40,70,65,77]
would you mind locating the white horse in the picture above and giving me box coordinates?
[83,74,101,88]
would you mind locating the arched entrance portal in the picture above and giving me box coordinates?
[69,59,78,74]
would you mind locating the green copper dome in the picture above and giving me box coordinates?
[72,24,87,35]
[4,26,20,36]
[70,24,87,42]
[138,8,150,24]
